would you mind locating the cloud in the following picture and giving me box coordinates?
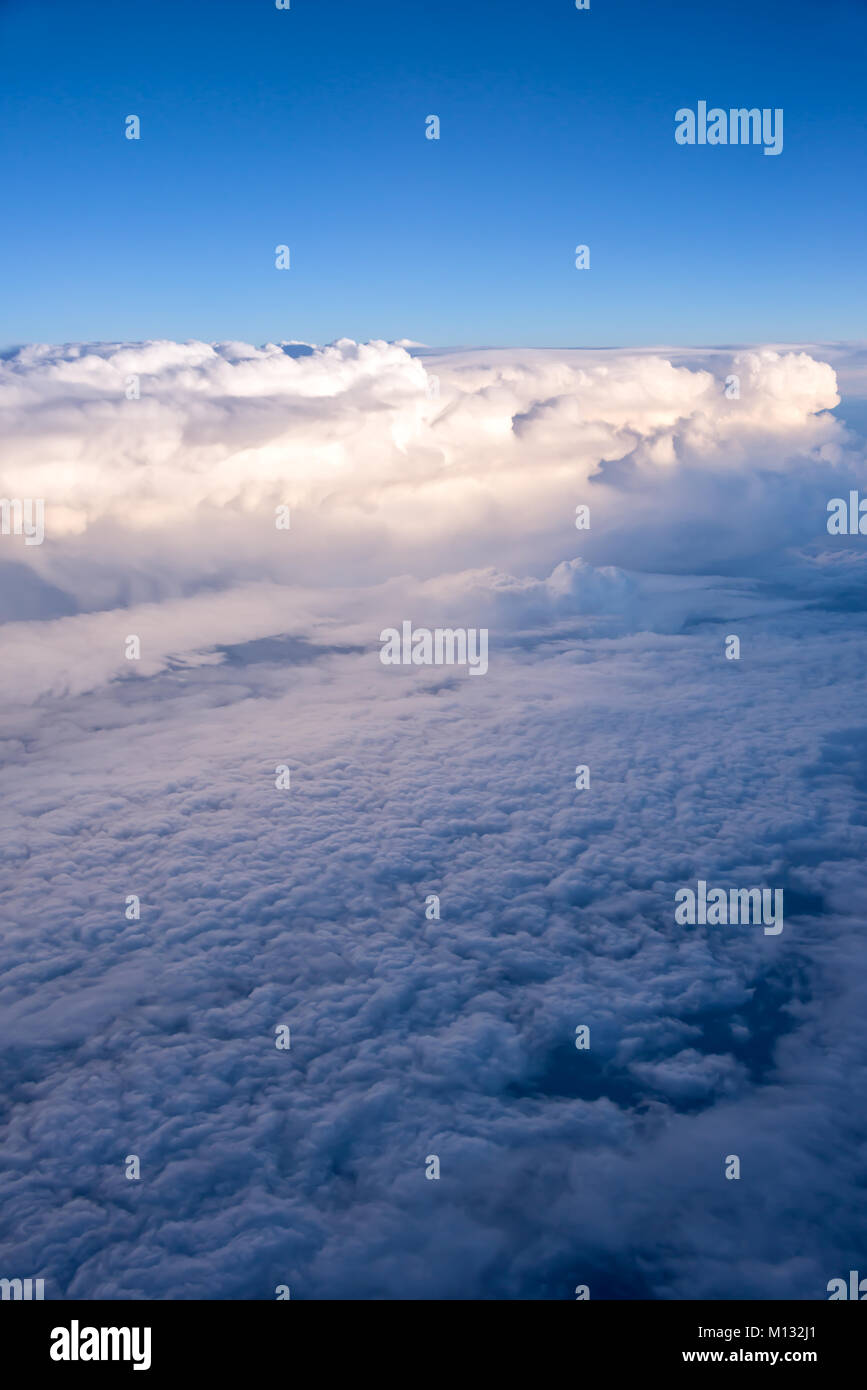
[0,339,856,608]
[0,340,865,1299]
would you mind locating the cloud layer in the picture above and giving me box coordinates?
[0,340,865,1299]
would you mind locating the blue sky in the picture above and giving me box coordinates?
[1,0,864,346]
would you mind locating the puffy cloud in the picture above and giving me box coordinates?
[0,340,865,1299]
[0,339,855,610]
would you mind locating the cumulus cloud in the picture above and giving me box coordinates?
[0,339,856,605]
[0,340,865,1299]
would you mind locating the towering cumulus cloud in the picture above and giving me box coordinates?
[0,341,865,1299]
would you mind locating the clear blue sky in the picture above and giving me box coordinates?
[1,0,864,347]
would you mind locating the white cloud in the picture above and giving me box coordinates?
[1,339,866,1299]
